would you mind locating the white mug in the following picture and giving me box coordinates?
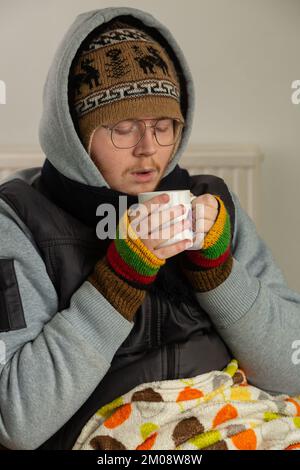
[137,190,197,249]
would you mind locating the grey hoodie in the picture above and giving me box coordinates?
[0,7,300,451]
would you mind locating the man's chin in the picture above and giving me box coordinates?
[127,183,157,196]
[126,175,162,195]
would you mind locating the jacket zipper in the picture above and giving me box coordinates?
[152,290,176,379]
[150,291,161,349]
[166,344,175,380]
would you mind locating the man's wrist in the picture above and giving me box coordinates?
[107,209,165,289]
[179,253,233,292]
[179,196,233,292]
[88,257,146,322]
[186,195,231,269]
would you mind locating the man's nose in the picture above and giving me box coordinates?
[133,126,157,155]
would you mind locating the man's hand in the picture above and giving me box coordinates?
[179,192,233,291]
[189,193,219,250]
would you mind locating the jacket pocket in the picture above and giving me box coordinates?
[0,259,26,332]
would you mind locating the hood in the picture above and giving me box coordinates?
[38,7,195,188]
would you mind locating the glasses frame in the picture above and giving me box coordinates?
[102,117,185,149]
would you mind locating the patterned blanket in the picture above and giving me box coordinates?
[73,360,300,450]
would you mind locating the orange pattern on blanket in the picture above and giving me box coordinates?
[285,442,300,450]
[176,387,204,402]
[104,404,132,429]
[231,429,257,450]
[136,432,158,450]
[285,398,300,416]
[213,404,238,428]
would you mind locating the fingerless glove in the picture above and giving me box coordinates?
[88,209,165,322]
[179,195,233,292]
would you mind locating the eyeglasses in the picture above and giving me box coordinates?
[102,118,185,149]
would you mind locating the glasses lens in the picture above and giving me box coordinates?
[111,119,183,149]
[155,119,183,146]
[111,120,140,149]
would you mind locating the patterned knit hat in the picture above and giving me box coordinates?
[68,19,185,155]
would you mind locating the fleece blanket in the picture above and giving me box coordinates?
[73,360,300,450]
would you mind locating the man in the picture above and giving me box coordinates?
[0,7,299,450]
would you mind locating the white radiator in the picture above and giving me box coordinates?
[0,144,263,229]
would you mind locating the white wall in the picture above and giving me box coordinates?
[0,0,300,290]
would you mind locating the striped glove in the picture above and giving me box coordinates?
[179,195,233,292]
[88,209,165,322]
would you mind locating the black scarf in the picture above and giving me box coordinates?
[40,158,192,227]
[39,158,197,304]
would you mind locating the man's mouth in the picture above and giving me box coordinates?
[131,168,156,174]
[130,169,157,182]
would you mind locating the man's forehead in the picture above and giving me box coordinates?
[107,116,171,125]
[128,116,170,121]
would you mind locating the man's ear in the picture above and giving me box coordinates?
[88,129,97,158]
[168,137,181,164]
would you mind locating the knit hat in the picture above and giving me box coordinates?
[68,19,185,155]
